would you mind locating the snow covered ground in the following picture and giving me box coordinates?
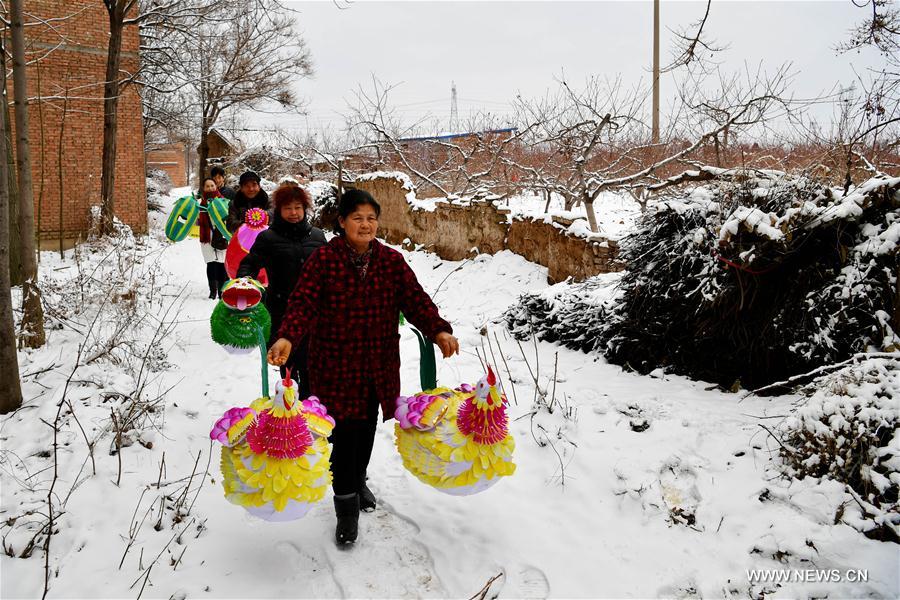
[2,187,897,599]
[496,190,642,241]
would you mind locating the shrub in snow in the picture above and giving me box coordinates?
[305,180,339,231]
[505,274,622,354]
[146,168,172,195]
[87,205,136,243]
[146,168,172,212]
[506,173,899,389]
[230,145,281,181]
[775,357,899,542]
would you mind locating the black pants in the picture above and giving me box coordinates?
[206,262,228,297]
[329,386,379,496]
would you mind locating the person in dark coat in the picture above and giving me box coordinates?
[226,170,270,233]
[198,177,229,299]
[267,189,459,546]
[210,165,236,200]
[236,182,326,396]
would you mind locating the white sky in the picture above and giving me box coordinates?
[242,1,892,138]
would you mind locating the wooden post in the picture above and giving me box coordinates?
[337,159,344,198]
[652,0,660,144]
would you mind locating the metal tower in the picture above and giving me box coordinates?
[450,81,458,133]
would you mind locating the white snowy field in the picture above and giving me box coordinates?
[1,187,897,599]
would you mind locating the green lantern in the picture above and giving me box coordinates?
[165,195,200,242]
[207,196,232,240]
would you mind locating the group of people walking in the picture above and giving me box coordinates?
[198,168,460,546]
[197,167,269,299]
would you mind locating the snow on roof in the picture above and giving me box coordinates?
[397,127,517,143]
[208,127,241,150]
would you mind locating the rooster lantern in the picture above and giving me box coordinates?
[210,374,335,521]
[395,359,516,496]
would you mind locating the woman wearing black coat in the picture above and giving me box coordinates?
[236,183,326,396]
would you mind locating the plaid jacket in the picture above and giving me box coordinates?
[278,237,452,421]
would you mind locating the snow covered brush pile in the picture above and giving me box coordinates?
[774,356,899,542]
[506,172,900,389]
[504,274,622,354]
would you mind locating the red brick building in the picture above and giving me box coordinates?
[12,0,147,246]
[147,143,188,188]
[205,128,237,164]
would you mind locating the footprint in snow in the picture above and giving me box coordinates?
[656,579,702,599]
[511,565,551,599]
[658,458,702,528]
[274,540,343,598]
[322,501,445,598]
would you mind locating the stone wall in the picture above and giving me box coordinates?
[507,217,620,283]
[349,174,622,282]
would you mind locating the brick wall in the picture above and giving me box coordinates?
[8,0,147,243]
[147,143,187,187]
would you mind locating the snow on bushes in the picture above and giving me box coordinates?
[146,168,172,213]
[774,356,899,542]
[505,272,623,353]
[2,215,183,561]
[43,214,175,375]
[305,180,339,231]
[505,173,900,389]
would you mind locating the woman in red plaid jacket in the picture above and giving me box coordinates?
[267,188,459,546]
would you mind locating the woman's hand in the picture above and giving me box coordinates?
[434,332,460,358]
[267,338,293,366]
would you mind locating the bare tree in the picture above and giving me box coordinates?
[191,0,313,184]
[99,0,213,235]
[501,64,794,231]
[137,0,210,158]
[838,0,900,58]
[0,39,23,413]
[506,76,648,231]
[340,62,795,232]
[661,0,726,74]
[1,26,21,287]
[97,0,132,236]
[138,0,314,185]
[344,76,527,198]
[10,0,45,348]
[779,1,900,186]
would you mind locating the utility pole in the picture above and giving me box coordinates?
[652,0,660,144]
[450,81,458,133]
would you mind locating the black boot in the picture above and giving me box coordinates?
[214,263,227,299]
[334,494,359,545]
[359,477,376,513]
[206,264,217,299]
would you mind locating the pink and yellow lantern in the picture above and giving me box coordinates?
[394,367,516,496]
[210,376,335,521]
